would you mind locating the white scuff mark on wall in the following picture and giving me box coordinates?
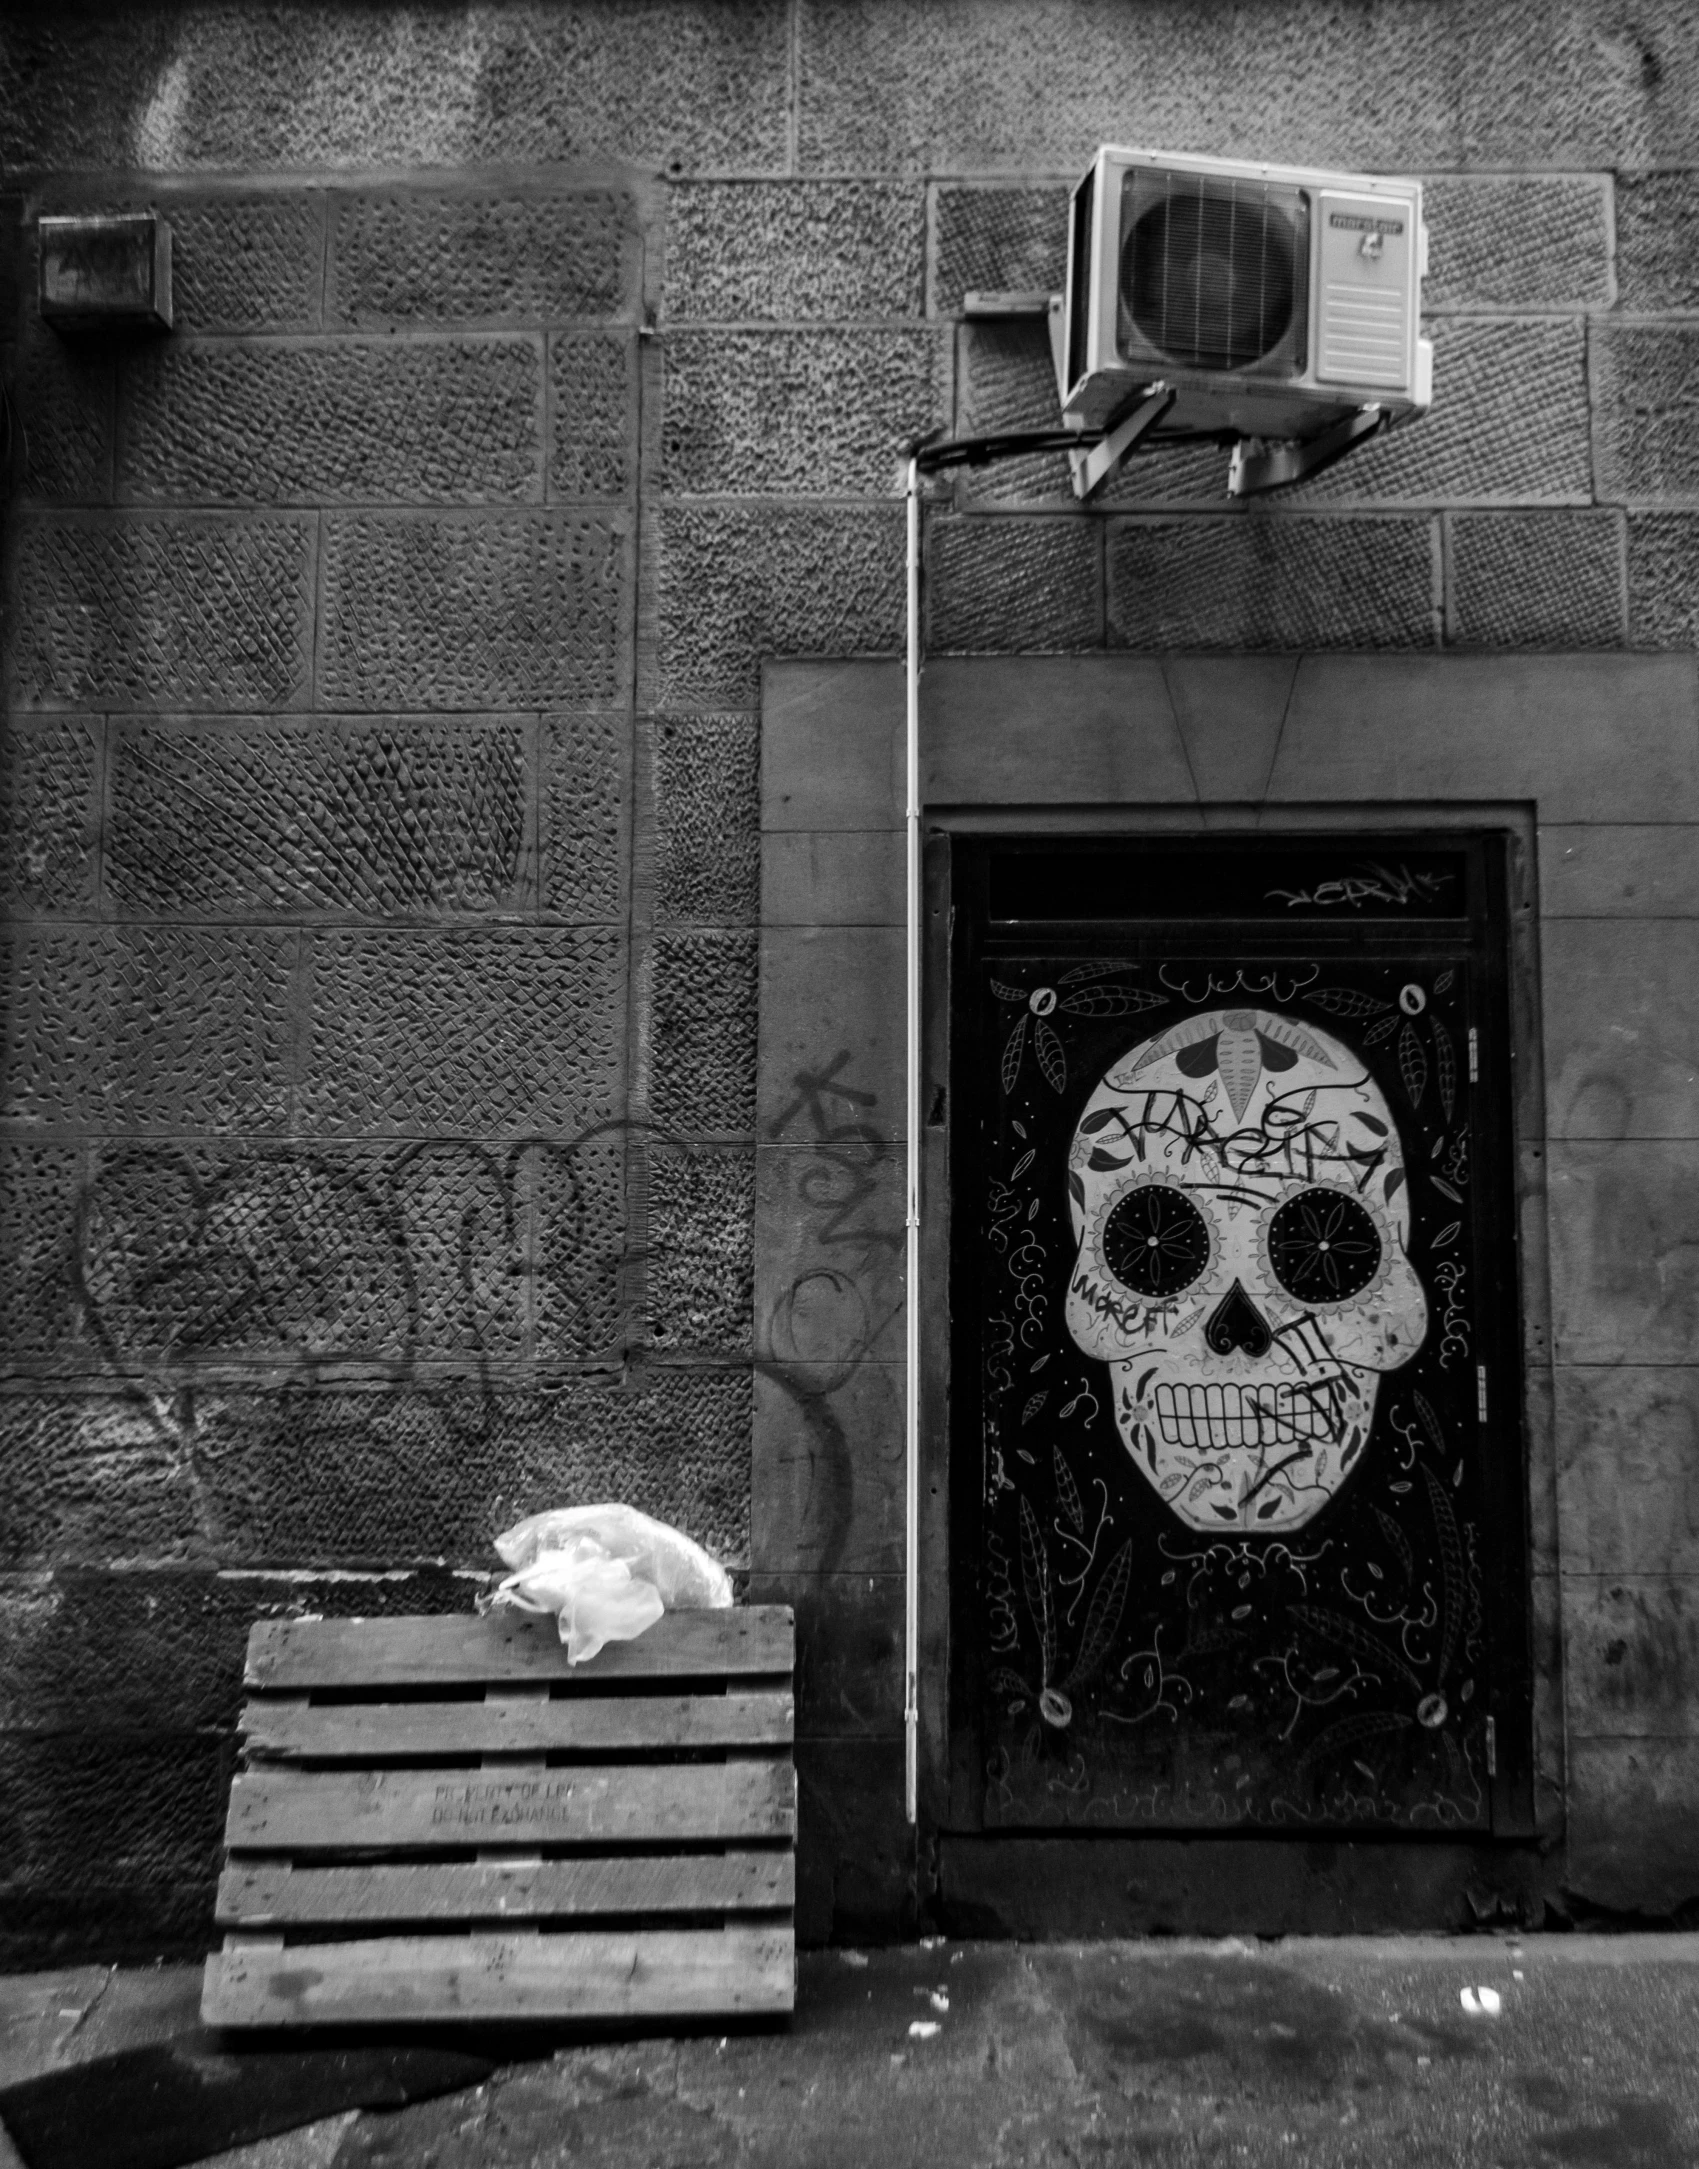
[134,54,191,170]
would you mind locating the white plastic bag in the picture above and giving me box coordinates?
[487,1503,732,1664]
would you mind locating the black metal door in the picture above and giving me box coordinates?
[949,836,1532,1833]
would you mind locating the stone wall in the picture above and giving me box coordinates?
[3,0,1699,1953]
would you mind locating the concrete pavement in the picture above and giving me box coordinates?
[5,1937,1699,2167]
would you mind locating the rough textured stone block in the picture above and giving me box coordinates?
[303,928,622,1133]
[0,1145,81,1359]
[1539,826,1699,918]
[121,337,543,504]
[109,718,527,915]
[0,1569,256,1733]
[1595,328,1699,504]
[1448,513,1624,648]
[3,324,111,502]
[0,1731,226,1962]
[1543,919,1699,1139]
[3,929,293,1131]
[194,1373,751,1565]
[933,184,1068,316]
[0,1395,204,1566]
[329,191,635,326]
[320,512,630,710]
[650,928,758,1134]
[667,182,924,321]
[165,192,324,331]
[1106,517,1436,651]
[6,10,795,176]
[1,719,97,911]
[1628,514,1699,646]
[1549,1141,1699,1366]
[9,513,313,712]
[656,505,904,707]
[1556,1366,1699,1576]
[1565,1577,1699,1737]
[661,329,945,498]
[796,3,1699,173]
[1616,171,1699,309]
[927,513,1101,651]
[1422,176,1611,310]
[549,332,633,499]
[1295,320,1590,506]
[544,713,626,921]
[79,1140,528,1369]
[654,714,759,924]
[533,1139,628,1359]
[649,1147,754,1353]
[1567,1739,1699,1912]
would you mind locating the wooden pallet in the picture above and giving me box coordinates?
[201,1606,796,2028]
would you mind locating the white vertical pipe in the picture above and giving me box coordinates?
[904,455,922,1827]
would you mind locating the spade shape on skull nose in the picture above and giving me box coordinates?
[1205,1279,1273,1358]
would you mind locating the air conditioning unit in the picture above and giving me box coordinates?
[1056,146,1431,493]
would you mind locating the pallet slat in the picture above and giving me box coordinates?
[218,1851,795,1927]
[226,1760,795,1851]
[203,1926,795,2027]
[240,1689,794,1760]
[245,1608,794,1690]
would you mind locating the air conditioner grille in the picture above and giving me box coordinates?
[1118,175,1307,375]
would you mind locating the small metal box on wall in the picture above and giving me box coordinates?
[38,212,173,332]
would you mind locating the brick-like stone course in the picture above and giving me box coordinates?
[301,928,623,1133]
[328,191,637,327]
[933,184,1068,317]
[1594,327,1699,504]
[1628,515,1699,646]
[1,719,98,912]
[120,337,544,505]
[655,504,905,706]
[653,715,760,924]
[928,514,1101,652]
[544,714,627,921]
[319,511,630,709]
[1106,517,1437,650]
[1422,177,1611,311]
[10,514,314,711]
[549,332,635,500]
[4,928,295,1131]
[1449,513,1624,648]
[0,1144,83,1359]
[668,182,925,322]
[650,928,758,1133]
[649,1147,755,1353]
[661,328,947,499]
[165,194,325,332]
[107,719,528,914]
[1615,173,1699,310]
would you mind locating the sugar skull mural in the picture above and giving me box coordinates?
[1064,1006,1428,1532]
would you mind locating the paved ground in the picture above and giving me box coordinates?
[4,1938,1699,2167]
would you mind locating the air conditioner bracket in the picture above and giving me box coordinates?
[1070,384,1177,502]
[1228,405,1386,497]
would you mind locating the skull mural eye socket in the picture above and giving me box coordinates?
[1101,1182,1213,1300]
[1267,1187,1383,1304]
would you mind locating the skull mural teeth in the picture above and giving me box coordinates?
[1065,1005,1429,1532]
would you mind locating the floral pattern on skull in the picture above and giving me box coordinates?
[1064,1005,1428,1532]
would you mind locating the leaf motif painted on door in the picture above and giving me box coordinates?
[990,978,1026,1003]
[1034,1018,1067,1092]
[1065,1540,1132,1690]
[1053,1445,1084,1531]
[1432,1017,1457,1121]
[1058,987,1168,1017]
[1290,1604,1423,1692]
[1058,960,1136,984]
[1398,1020,1429,1107]
[1001,1012,1028,1096]
[1306,987,1394,1018]
[1018,1494,1056,1685]
[1422,1460,1465,1682]
[1364,1014,1400,1044]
